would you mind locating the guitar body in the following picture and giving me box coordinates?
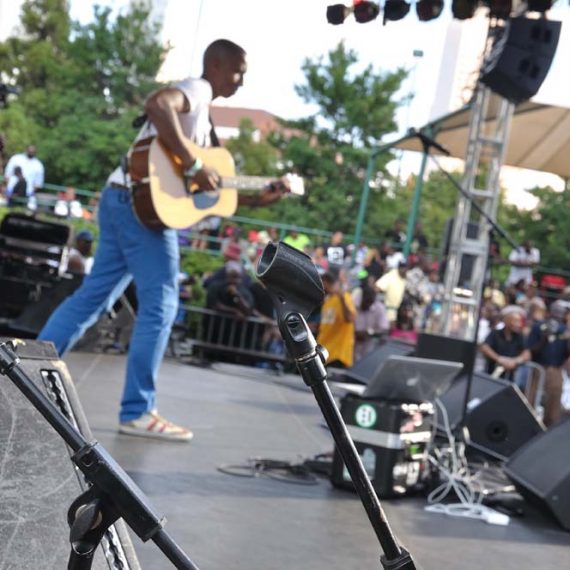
[129,137,238,230]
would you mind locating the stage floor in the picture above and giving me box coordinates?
[64,351,570,570]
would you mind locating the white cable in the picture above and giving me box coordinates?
[424,399,510,526]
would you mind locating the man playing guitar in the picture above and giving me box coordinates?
[39,39,286,442]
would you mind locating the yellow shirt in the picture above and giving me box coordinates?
[317,292,356,367]
[376,269,406,322]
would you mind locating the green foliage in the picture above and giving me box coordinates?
[500,186,570,274]
[238,42,408,236]
[410,168,462,252]
[0,0,167,191]
[179,250,224,306]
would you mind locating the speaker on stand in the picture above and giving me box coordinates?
[480,16,562,103]
[0,339,140,569]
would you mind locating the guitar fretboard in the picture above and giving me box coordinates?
[220,176,273,191]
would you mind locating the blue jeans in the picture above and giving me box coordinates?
[38,187,179,421]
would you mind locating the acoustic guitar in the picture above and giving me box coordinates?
[128,136,304,230]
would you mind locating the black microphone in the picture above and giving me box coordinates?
[408,128,451,156]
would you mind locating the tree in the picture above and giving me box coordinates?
[0,0,167,191]
[500,186,570,275]
[261,42,407,237]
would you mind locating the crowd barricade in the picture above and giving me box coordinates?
[170,304,290,367]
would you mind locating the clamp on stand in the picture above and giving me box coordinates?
[0,341,198,570]
[257,242,417,570]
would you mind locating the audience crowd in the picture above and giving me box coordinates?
[180,221,570,429]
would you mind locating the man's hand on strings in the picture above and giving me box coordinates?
[188,165,220,192]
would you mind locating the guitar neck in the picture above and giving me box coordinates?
[220,176,273,192]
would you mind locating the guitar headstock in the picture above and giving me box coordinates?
[283,173,305,196]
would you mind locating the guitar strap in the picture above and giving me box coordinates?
[209,114,221,148]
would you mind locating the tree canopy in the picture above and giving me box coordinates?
[0,0,166,190]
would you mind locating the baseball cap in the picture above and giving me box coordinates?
[76,230,94,242]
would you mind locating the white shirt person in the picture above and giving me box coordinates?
[506,240,540,286]
[4,145,44,199]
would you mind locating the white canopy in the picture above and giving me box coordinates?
[397,96,570,179]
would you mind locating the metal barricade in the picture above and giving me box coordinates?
[523,361,546,419]
[170,305,289,367]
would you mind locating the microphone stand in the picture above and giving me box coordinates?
[413,132,520,427]
[0,341,198,570]
[257,242,416,570]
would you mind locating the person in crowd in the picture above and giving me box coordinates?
[526,300,570,427]
[317,271,356,368]
[191,216,221,250]
[363,247,385,281]
[385,244,406,270]
[375,259,408,327]
[388,301,417,344]
[525,298,547,335]
[519,281,543,311]
[6,165,27,206]
[3,144,44,209]
[66,229,95,275]
[483,278,506,308]
[410,222,428,253]
[311,246,329,275]
[37,39,286,442]
[405,255,431,329]
[206,261,255,320]
[423,266,445,333]
[323,230,348,273]
[506,240,540,286]
[384,219,406,248]
[354,282,389,362]
[479,306,530,382]
[283,229,311,252]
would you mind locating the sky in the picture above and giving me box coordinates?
[69,0,456,130]
[7,0,568,206]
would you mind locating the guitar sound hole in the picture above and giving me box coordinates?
[192,190,220,210]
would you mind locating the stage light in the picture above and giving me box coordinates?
[354,1,380,22]
[451,0,478,19]
[383,0,410,23]
[327,4,351,24]
[487,0,512,18]
[416,0,444,21]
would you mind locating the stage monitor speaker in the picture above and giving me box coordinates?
[0,339,140,569]
[504,420,570,531]
[480,17,561,103]
[416,332,476,376]
[437,372,545,461]
[340,339,414,385]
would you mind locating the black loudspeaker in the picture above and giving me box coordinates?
[416,332,476,376]
[480,17,562,104]
[438,372,545,461]
[9,274,83,337]
[0,339,140,569]
[504,420,570,531]
[340,339,414,385]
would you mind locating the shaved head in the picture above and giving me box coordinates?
[203,39,246,69]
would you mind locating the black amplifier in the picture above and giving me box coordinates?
[331,394,433,498]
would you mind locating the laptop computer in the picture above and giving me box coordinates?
[362,355,464,403]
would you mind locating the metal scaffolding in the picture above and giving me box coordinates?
[438,84,514,340]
